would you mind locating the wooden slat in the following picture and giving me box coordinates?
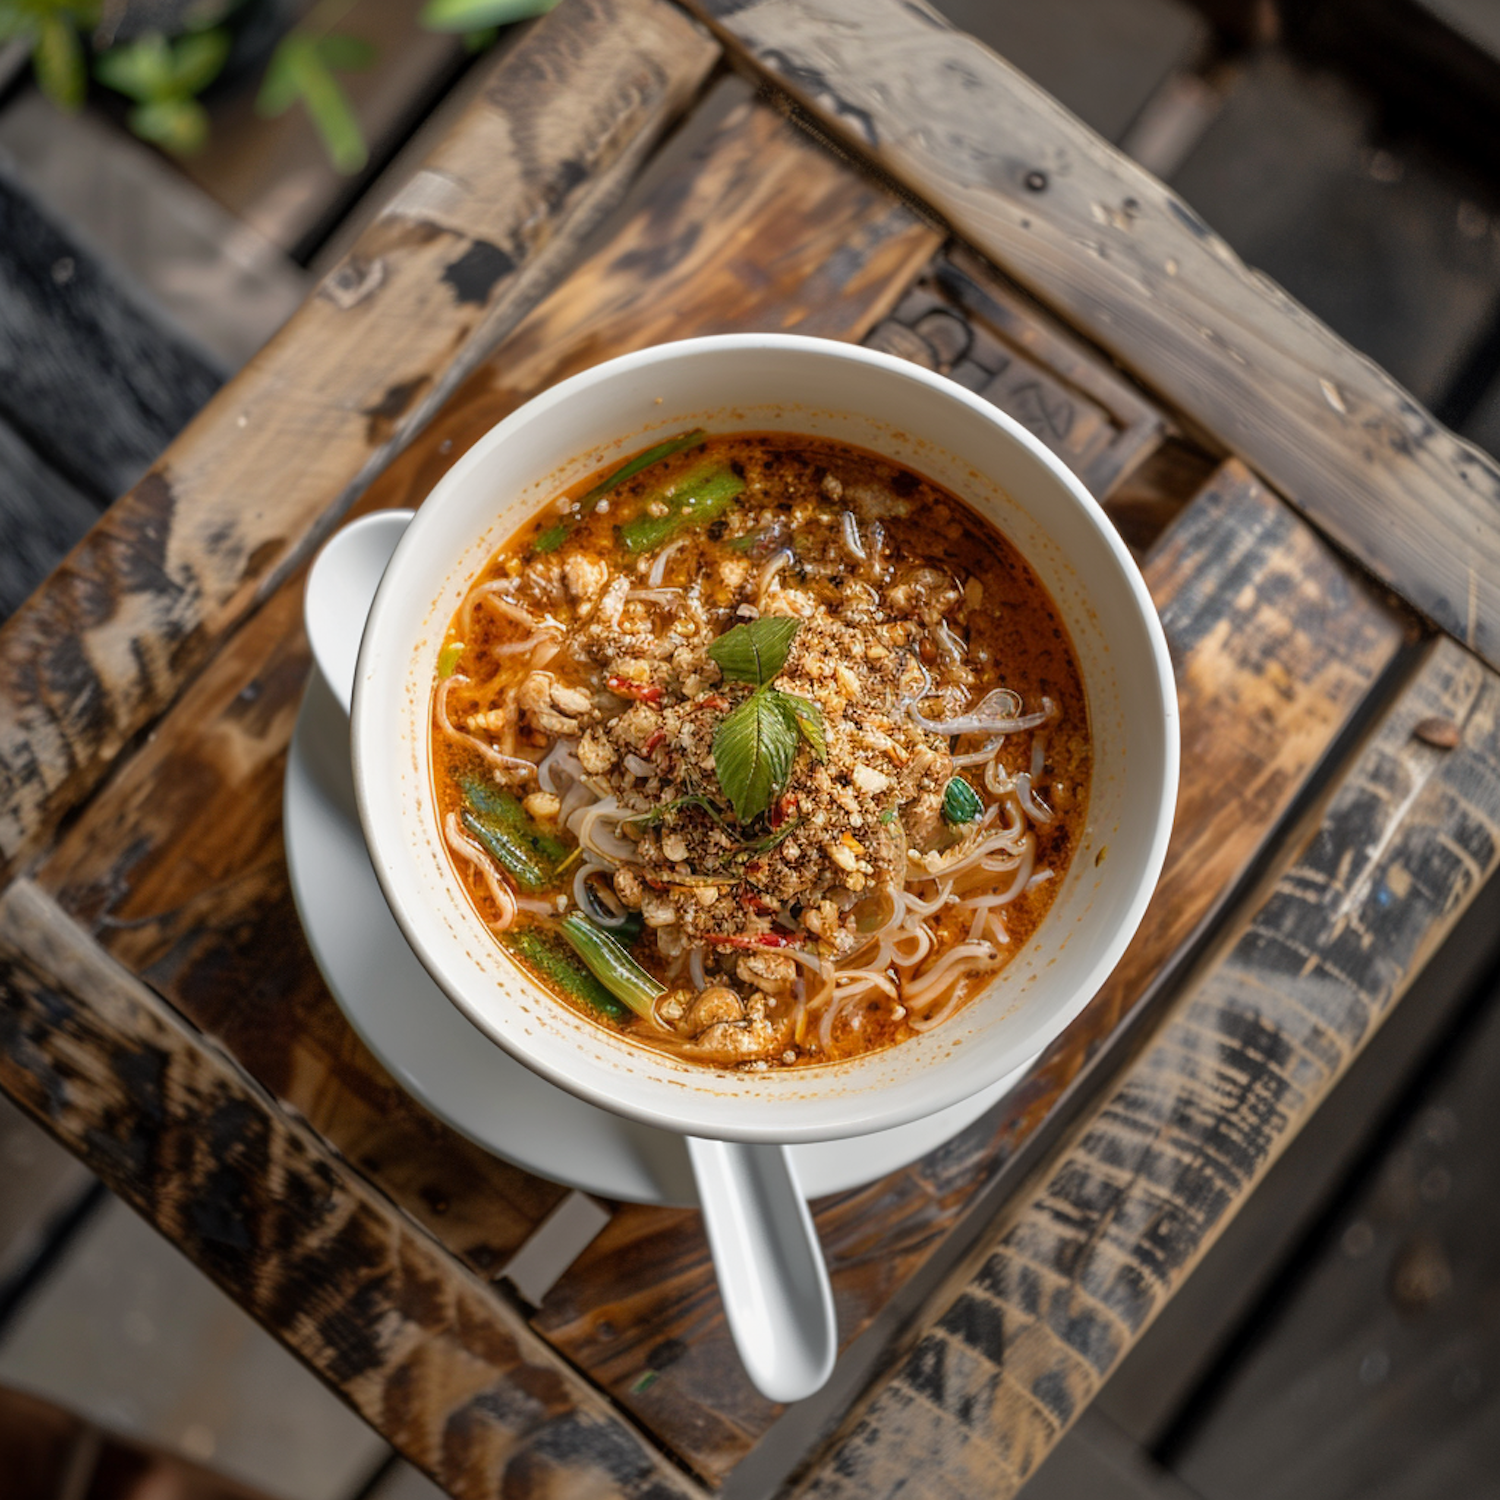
[863,250,1167,499]
[360,84,941,514]
[790,634,1500,1498]
[0,0,718,881]
[31,87,937,1294]
[0,880,704,1500]
[526,461,1408,1480]
[0,418,101,623]
[0,165,221,499]
[676,0,1500,671]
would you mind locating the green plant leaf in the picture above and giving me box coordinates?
[94,34,170,98]
[708,616,801,688]
[256,31,370,175]
[169,27,230,93]
[316,32,376,70]
[33,13,85,110]
[254,34,305,115]
[776,691,827,761]
[128,96,210,152]
[462,24,497,51]
[420,0,559,33]
[713,689,797,825]
[942,776,984,825]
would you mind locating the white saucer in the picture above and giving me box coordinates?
[283,675,1029,1207]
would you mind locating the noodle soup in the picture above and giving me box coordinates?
[431,432,1090,1070]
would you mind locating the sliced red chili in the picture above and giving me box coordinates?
[607,675,663,703]
[643,729,666,755]
[697,693,729,712]
[769,792,798,830]
[703,930,800,949]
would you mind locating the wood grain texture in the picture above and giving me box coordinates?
[0,879,705,1500]
[677,0,1500,670]
[360,85,940,514]
[0,165,221,499]
[31,87,936,1305]
[527,462,1407,1480]
[0,418,102,623]
[0,0,717,881]
[792,635,1500,1499]
[864,251,1166,499]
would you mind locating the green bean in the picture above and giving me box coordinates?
[533,429,708,553]
[459,774,571,890]
[558,914,664,1020]
[619,461,746,554]
[505,928,629,1022]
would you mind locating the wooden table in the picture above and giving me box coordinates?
[3,2,1499,1495]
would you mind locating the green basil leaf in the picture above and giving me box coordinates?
[775,690,826,761]
[942,776,984,825]
[34,14,86,111]
[707,616,801,688]
[712,689,797,823]
[420,0,560,31]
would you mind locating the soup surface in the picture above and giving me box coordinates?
[431,431,1090,1070]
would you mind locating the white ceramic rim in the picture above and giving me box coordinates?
[352,333,1179,1144]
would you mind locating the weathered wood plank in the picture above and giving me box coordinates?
[528,461,1408,1480]
[360,85,940,514]
[677,0,1500,670]
[32,87,936,1299]
[863,250,1168,499]
[791,634,1500,1498]
[0,0,718,881]
[0,164,221,499]
[0,418,102,623]
[0,879,705,1500]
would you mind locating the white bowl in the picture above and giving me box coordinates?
[352,334,1178,1145]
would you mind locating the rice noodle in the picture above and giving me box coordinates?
[435,677,536,778]
[904,941,1002,1014]
[443,812,517,930]
[648,538,689,587]
[689,946,708,993]
[574,863,631,929]
[1030,731,1047,783]
[567,796,639,864]
[625,588,683,606]
[757,549,793,599]
[840,510,866,561]
[1014,771,1054,825]
[911,695,1054,738]
[834,968,900,1000]
[537,740,583,796]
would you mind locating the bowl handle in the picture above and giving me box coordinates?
[305,511,414,715]
[686,1136,837,1403]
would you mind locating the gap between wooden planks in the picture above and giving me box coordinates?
[790,632,1500,1499]
[524,459,1409,1480]
[675,0,1500,673]
[0,0,718,883]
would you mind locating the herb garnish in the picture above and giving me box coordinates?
[708,618,826,823]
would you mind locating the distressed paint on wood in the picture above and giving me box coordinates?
[359,89,941,515]
[0,0,718,880]
[792,636,1499,1498]
[863,250,1167,499]
[32,92,939,1294]
[0,880,703,1500]
[528,462,1408,1480]
[678,0,1500,670]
